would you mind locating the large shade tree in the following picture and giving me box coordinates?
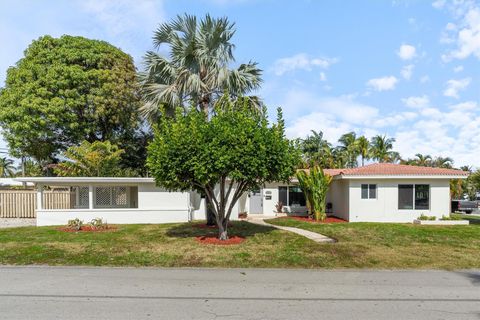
[0,35,141,166]
[147,97,299,240]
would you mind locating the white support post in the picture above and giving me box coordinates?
[36,184,43,210]
[88,185,94,210]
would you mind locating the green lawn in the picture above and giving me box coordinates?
[266,218,480,269]
[0,219,479,269]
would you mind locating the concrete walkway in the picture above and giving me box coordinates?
[247,216,336,243]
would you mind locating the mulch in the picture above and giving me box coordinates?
[287,216,347,224]
[58,225,118,233]
[195,236,245,245]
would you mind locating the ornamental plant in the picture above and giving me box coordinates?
[296,167,332,221]
[147,96,299,240]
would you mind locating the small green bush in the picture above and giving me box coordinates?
[440,215,462,221]
[89,217,107,230]
[67,218,83,231]
[418,214,436,221]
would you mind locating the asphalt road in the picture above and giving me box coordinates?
[0,266,479,320]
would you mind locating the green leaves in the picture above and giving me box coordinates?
[296,167,332,221]
[147,95,299,194]
[54,140,132,177]
[0,35,141,162]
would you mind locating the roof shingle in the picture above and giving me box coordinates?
[324,163,468,177]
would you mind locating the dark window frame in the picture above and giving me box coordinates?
[361,184,377,199]
[398,184,430,210]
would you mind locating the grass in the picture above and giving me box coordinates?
[0,219,479,269]
[451,213,480,224]
[266,217,480,269]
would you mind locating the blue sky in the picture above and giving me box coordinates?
[1,0,479,167]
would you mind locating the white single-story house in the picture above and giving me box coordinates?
[15,163,468,225]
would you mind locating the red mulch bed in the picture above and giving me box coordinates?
[58,225,118,233]
[287,216,347,224]
[195,236,245,245]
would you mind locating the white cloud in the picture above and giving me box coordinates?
[397,44,417,60]
[319,72,327,81]
[432,0,446,9]
[80,0,165,36]
[439,2,480,61]
[402,95,430,108]
[420,75,430,83]
[443,78,471,98]
[366,76,398,91]
[400,64,414,80]
[272,53,338,76]
[453,65,464,72]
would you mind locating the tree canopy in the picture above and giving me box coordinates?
[147,97,299,239]
[139,14,262,122]
[54,140,134,177]
[0,35,141,163]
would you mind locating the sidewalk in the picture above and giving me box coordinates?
[246,216,336,243]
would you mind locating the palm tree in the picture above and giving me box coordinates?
[336,132,358,168]
[355,136,370,166]
[369,135,396,163]
[432,156,454,168]
[296,167,332,221]
[139,14,262,122]
[0,157,15,178]
[301,130,333,168]
[413,154,432,166]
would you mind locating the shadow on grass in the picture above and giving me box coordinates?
[166,221,276,239]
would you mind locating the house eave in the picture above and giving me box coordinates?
[14,177,156,185]
[334,174,468,180]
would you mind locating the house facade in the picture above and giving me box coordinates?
[15,163,467,225]
[256,164,468,222]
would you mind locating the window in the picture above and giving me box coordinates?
[361,184,377,199]
[398,184,429,210]
[95,186,129,208]
[398,185,413,209]
[289,186,306,206]
[278,186,306,207]
[415,185,430,210]
[278,186,288,205]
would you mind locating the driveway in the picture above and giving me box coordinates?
[0,266,479,320]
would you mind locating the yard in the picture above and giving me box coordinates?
[0,219,479,269]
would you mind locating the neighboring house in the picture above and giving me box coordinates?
[0,178,34,189]
[15,163,468,226]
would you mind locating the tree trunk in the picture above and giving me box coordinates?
[217,219,228,240]
[206,198,216,226]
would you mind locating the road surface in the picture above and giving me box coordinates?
[0,266,479,319]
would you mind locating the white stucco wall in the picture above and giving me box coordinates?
[326,180,349,221]
[137,183,189,210]
[261,182,284,216]
[348,178,451,222]
[36,182,192,226]
[36,209,190,226]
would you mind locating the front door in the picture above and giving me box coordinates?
[249,189,263,214]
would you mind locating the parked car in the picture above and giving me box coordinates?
[451,200,479,214]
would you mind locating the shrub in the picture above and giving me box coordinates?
[418,214,436,221]
[440,215,462,221]
[275,201,284,213]
[67,218,83,231]
[89,217,107,230]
